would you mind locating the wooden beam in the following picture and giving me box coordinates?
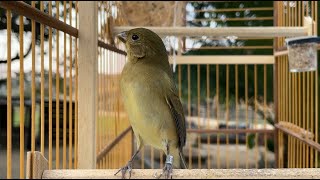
[168,55,274,64]
[78,1,97,169]
[26,151,48,179]
[186,46,273,50]
[96,126,132,162]
[304,16,313,36]
[275,123,320,152]
[274,50,288,57]
[190,17,274,22]
[97,40,127,56]
[113,26,308,38]
[277,122,314,139]
[273,1,279,168]
[187,128,274,134]
[42,169,320,179]
[190,7,274,13]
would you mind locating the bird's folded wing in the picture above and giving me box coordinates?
[166,93,186,151]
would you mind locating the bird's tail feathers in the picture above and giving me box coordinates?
[179,151,188,169]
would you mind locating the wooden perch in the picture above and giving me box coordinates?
[168,55,274,65]
[113,26,308,38]
[27,151,320,179]
[277,121,314,140]
[42,169,320,179]
[275,122,320,152]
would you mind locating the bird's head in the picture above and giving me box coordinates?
[116,28,167,60]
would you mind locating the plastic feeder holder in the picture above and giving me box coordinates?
[285,36,320,72]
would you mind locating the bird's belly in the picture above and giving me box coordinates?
[122,85,177,150]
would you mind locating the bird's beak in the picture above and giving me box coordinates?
[117,31,128,43]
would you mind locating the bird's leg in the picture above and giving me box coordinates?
[161,155,174,179]
[114,149,140,179]
[157,145,174,179]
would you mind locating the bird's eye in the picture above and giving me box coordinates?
[132,34,139,41]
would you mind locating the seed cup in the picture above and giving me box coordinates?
[285,36,320,72]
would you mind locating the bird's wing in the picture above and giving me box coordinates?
[166,91,186,152]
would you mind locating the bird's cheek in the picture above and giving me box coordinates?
[130,45,146,58]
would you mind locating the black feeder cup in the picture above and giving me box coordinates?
[285,36,320,72]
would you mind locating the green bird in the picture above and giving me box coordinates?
[115,28,187,179]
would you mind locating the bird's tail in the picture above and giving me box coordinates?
[179,151,188,169]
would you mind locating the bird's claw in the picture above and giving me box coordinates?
[114,162,133,179]
[156,155,174,179]
[156,163,173,179]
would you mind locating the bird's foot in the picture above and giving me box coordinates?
[156,155,174,179]
[114,161,133,179]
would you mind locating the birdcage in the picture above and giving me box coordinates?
[0,1,319,179]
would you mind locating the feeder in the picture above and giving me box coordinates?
[285,36,320,72]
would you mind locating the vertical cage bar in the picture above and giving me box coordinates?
[40,1,45,156]
[283,2,297,169]
[254,64,258,168]
[102,47,105,169]
[287,57,291,168]
[277,56,281,168]
[104,48,108,168]
[311,71,314,167]
[206,64,210,169]
[216,64,220,169]
[188,64,191,169]
[55,1,60,169]
[106,48,110,168]
[96,5,100,164]
[305,73,312,168]
[315,1,318,167]
[284,58,287,168]
[103,4,107,167]
[63,1,67,169]
[292,62,295,167]
[31,0,36,156]
[75,1,79,169]
[298,73,302,168]
[273,1,279,169]
[303,71,306,168]
[294,72,297,167]
[235,64,239,169]
[7,9,12,179]
[69,0,73,169]
[97,38,100,163]
[226,64,229,169]
[49,1,53,170]
[263,64,267,168]
[19,14,25,178]
[197,65,201,169]
[98,2,102,156]
[245,64,248,169]
[99,45,107,168]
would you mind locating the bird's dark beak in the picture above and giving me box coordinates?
[117,31,128,43]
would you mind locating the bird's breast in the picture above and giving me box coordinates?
[120,69,177,149]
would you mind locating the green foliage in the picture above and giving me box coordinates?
[247,133,256,149]
[267,138,274,152]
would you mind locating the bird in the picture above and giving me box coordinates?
[115,28,187,179]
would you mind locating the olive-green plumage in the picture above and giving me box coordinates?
[118,28,187,170]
